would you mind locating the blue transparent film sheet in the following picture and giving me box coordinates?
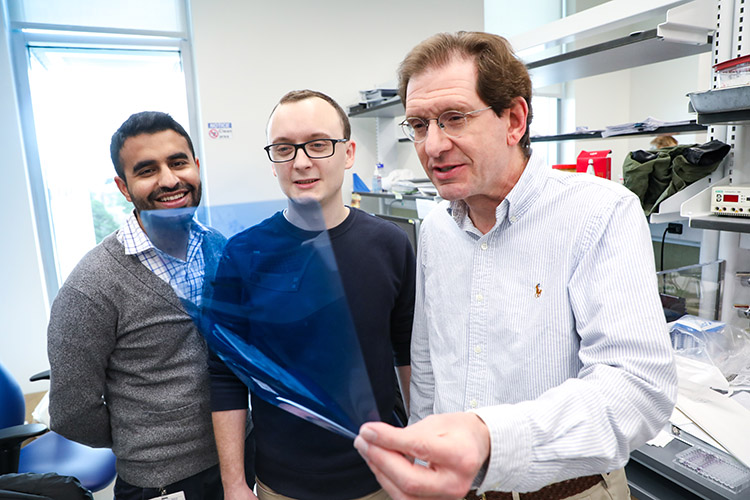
[140,206,197,260]
[143,202,379,439]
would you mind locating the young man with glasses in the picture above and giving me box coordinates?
[354,32,677,500]
[208,89,415,500]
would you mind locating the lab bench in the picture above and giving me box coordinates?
[626,430,749,500]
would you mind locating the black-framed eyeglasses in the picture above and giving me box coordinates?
[399,107,492,143]
[264,138,348,163]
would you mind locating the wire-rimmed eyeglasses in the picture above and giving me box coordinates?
[264,138,348,163]
[399,107,492,143]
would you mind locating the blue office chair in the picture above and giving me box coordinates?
[0,360,117,494]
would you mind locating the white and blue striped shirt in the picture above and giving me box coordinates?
[117,212,208,305]
[410,152,677,493]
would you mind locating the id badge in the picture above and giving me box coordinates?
[147,492,186,500]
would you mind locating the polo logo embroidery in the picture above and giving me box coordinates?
[535,283,542,298]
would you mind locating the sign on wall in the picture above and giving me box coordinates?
[207,122,232,139]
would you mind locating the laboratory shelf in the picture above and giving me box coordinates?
[673,174,750,232]
[689,87,750,126]
[649,175,713,224]
[348,97,404,118]
[669,88,750,232]
[349,28,712,119]
[531,121,706,143]
[361,114,706,144]
[354,191,437,219]
[695,109,750,125]
[687,215,750,233]
[524,28,712,88]
[354,191,434,201]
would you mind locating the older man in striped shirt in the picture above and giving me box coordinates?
[355,32,677,500]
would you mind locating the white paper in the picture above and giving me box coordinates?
[646,428,675,448]
[676,379,750,468]
[670,407,727,452]
[731,390,750,410]
[600,117,692,138]
[675,354,730,393]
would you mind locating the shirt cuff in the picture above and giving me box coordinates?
[470,404,532,492]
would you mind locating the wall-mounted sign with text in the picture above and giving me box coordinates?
[207,122,232,139]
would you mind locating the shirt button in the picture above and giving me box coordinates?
[474,345,482,354]
[510,215,518,223]
[470,399,478,408]
[480,242,488,250]
[476,294,484,302]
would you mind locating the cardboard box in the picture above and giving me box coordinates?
[576,150,611,179]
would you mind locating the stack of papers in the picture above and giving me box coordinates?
[600,117,692,137]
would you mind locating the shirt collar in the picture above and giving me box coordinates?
[118,211,208,256]
[449,150,547,234]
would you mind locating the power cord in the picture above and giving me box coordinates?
[660,222,683,272]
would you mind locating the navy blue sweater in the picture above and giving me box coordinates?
[208,208,415,499]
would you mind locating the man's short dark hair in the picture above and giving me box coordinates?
[110,111,195,180]
[398,31,533,157]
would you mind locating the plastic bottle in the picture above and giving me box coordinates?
[586,158,596,176]
[372,163,384,192]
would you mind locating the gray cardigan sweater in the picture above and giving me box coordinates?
[48,231,224,488]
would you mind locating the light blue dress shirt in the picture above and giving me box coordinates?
[409,152,677,493]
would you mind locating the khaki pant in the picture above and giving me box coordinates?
[498,468,630,500]
[256,478,391,500]
[255,468,627,500]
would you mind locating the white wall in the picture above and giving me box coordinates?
[0,3,51,395]
[189,0,485,214]
[485,0,562,38]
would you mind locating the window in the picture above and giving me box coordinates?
[529,95,561,165]
[9,0,195,297]
[25,43,190,282]
[485,0,565,166]
[8,0,185,32]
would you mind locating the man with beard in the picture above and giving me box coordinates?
[47,111,253,499]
